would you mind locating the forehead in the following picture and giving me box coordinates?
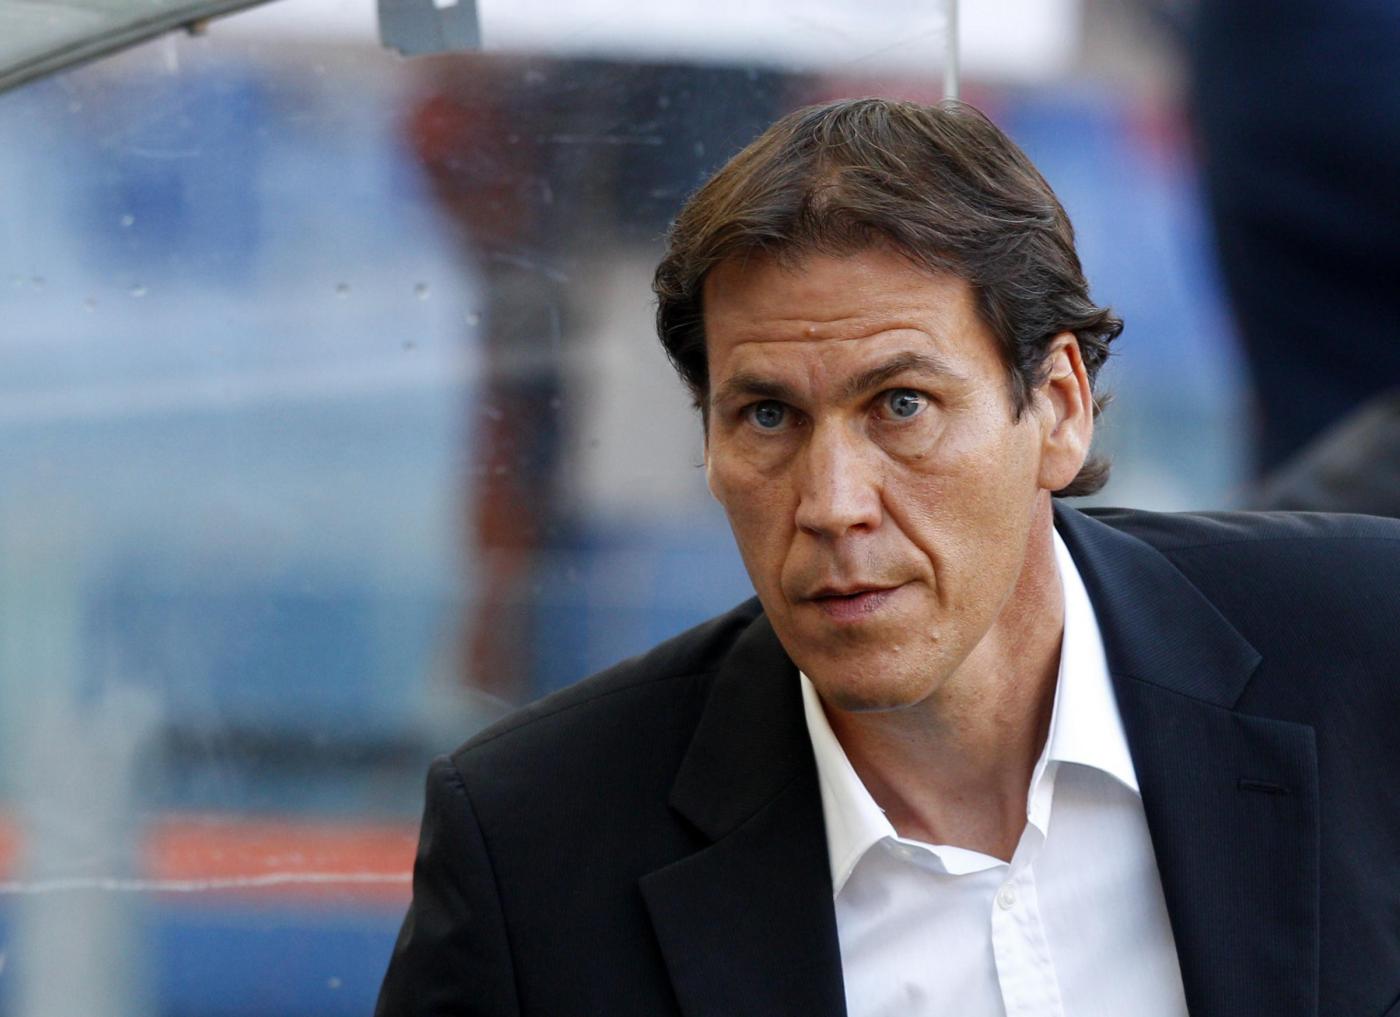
[702,247,998,383]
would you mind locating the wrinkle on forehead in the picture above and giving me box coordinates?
[705,273,969,352]
[705,249,968,334]
[724,317,940,347]
[715,332,893,402]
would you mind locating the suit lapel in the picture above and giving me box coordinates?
[1056,506,1319,1017]
[639,613,847,1017]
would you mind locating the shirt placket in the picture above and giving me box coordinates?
[991,762,1066,1017]
[990,861,1066,1017]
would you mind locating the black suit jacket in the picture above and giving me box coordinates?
[377,506,1400,1017]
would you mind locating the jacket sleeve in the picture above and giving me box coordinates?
[376,755,521,1017]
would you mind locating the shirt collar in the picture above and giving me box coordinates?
[801,527,1139,896]
[801,669,894,893]
[1045,525,1138,795]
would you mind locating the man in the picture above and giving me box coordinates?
[377,99,1400,1017]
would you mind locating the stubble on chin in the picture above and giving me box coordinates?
[794,631,948,716]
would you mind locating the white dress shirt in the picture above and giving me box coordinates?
[800,531,1190,1017]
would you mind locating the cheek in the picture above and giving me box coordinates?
[708,457,793,576]
[708,451,759,512]
[884,424,1040,574]
[707,430,797,510]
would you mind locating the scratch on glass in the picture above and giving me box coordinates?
[0,872,411,895]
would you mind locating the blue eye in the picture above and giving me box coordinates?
[884,389,926,419]
[749,400,788,430]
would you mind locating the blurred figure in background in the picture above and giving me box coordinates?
[407,58,785,702]
[1254,389,1400,515]
[409,58,574,703]
[1188,0,1400,498]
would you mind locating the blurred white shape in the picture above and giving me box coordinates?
[943,0,959,98]
[220,0,1080,83]
[482,0,946,71]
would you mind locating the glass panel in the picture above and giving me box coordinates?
[0,2,1245,1013]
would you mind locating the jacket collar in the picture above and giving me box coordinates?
[1051,504,1262,705]
[665,610,811,840]
[640,610,847,1017]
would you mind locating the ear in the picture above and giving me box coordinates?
[1035,333,1094,492]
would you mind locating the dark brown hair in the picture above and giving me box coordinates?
[653,97,1121,497]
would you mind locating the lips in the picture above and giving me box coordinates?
[806,584,901,621]
[809,583,890,599]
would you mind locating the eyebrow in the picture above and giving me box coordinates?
[711,373,801,408]
[837,351,963,401]
[711,351,962,408]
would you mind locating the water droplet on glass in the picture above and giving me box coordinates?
[120,213,135,228]
[128,283,148,298]
[327,977,342,990]
[414,282,430,300]
[335,282,350,298]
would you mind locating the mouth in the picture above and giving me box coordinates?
[806,583,903,622]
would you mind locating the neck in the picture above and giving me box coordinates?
[824,505,1064,861]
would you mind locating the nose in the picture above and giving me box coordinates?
[793,420,883,539]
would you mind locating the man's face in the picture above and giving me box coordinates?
[703,247,1083,713]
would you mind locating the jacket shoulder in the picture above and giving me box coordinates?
[1079,507,1400,622]
[1080,505,1400,555]
[1079,507,1400,698]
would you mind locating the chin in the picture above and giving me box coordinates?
[771,610,936,709]
[803,657,936,714]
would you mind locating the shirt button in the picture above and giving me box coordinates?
[996,884,1016,910]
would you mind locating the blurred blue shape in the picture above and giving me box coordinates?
[151,903,400,1017]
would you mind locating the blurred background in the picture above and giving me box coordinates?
[1,0,1394,1012]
